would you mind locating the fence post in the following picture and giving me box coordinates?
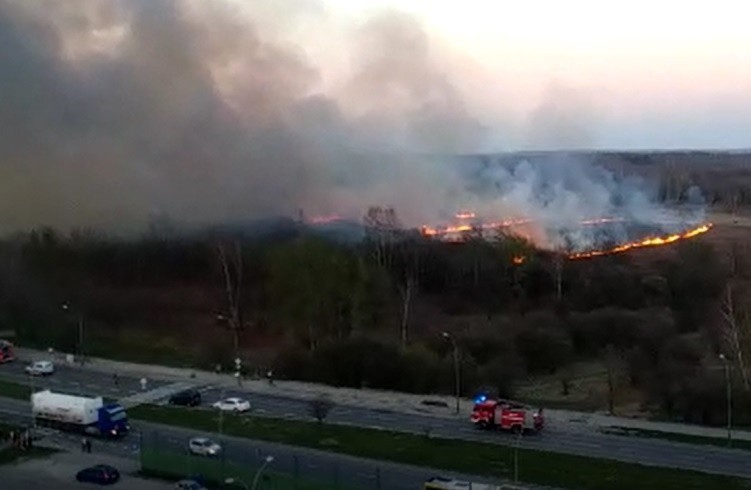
[333,462,340,490]
[375,467,381,489]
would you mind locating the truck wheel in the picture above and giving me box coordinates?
[512,425,522,435]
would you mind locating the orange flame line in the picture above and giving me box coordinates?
[568,223,713,260]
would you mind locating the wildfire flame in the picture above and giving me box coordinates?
[420,216,622,240]
[513,256,525,265]
[420,218,532,238]
[568,223,713,260]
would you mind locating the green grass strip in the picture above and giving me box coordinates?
[600,426,751,451]
[0,377,32,400]
[141,448,355,490]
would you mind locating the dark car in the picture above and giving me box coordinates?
[169,389,202,407]
[75,464,120,485]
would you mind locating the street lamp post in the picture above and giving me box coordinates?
[28,372,35,431]
[442,332,460,415]
[719,354,732,447]
[513,429,522,482]
[251,455,274,490]
[62,303,85,364]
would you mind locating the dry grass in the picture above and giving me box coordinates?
[515,361,645,414]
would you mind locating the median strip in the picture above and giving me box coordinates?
[128,404,751,490]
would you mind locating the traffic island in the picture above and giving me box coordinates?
[129,404,751,490]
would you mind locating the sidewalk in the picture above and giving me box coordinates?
[18,347,751,442]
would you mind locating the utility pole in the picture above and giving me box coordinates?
[442,332,460,414]
[720,354,732,447]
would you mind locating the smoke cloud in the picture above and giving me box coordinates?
[0,0,704,251]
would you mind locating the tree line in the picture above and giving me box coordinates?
[1,209,749,426]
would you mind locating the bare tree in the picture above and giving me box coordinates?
[603,344,623,415]
[363,206,418,347]
[363,206,401,269]
[399,274,415,347]
[553,253,564,303]
[215,239,244,359]
[720,283,750,390]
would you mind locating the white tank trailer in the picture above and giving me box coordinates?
[31,390,129,438]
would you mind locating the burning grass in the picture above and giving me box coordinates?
[419,211,714,261]
[568,223,713,260]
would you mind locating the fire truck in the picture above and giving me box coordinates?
[424,476,527,490]
[0,340,15,363]
[470,395,544,433]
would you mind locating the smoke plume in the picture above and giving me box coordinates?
[0,0,704,250]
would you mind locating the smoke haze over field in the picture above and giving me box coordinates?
[0,0,707,247]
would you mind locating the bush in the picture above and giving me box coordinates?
[309,395,334,423]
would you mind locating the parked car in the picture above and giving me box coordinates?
[169,389,201,407]
[175,479,208,490]
[25,360,54,376]
[212,397,251,412]
[188,437,222,457]
[75,464,120,485]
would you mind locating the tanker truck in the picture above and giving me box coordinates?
[31,390,129,438]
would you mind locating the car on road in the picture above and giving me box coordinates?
[25,360,55,376]
[188,437,222,457]
[75,464,120,485]
[169,389,201,407]
[175,479,208,490]
[212,397,251,412]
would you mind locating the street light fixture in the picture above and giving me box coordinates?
[719,353,732,447]
[442,332,460,415]
[224,477,249,490]
[251,455,274,490]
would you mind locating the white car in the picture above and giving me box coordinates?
[188,437,222,457]
[25,361,54,376]
[212,397,251,412]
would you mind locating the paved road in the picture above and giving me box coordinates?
[1,448,173,490]
[2,362,751,479]
[0,397,549,490]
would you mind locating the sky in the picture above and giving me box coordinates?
[284,0,751,150]
[0,0,743,234]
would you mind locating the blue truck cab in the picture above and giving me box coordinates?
[97,403,130,438]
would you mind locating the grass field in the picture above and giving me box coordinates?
[141,448,355,490]
[129,404,751,490]
[0,377,31,400]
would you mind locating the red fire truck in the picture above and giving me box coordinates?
[0,340,15,363]
[470,396,544,433]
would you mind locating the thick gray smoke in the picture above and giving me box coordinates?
[0,0,704,250]
[456,154,707,251]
